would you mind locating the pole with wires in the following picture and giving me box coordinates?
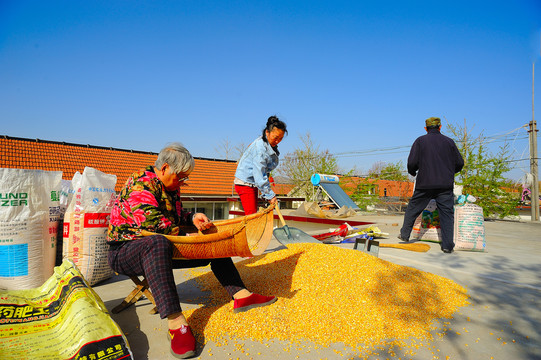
[530,61,539,221]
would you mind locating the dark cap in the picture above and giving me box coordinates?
[425,117,441,127]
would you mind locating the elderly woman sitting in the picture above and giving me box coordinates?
[107,142,276,359]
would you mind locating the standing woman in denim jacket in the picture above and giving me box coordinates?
[234,116,287,215]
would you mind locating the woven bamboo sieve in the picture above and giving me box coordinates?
[140,204,275,259]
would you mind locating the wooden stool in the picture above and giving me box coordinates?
[112,275,158,315]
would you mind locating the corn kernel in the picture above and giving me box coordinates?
[184,243,469,357]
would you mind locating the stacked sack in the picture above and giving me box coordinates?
[411,199,441,242]
[63,167,117,285]
[0,169,62,290]
[454,194,486,251]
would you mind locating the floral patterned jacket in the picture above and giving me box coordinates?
[107,166,193,243]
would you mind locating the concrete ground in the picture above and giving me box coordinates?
[93,211,541,360]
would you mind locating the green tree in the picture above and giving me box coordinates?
[447,121,518,219]
[367,161,409,181]
[276,132,339,201]
[349,161,410,211]
[349,177,379,211]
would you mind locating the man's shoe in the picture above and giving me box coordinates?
[442,248,454,254]
[397,234,409,242]
[168,325,196,359]
[234,293,277,313]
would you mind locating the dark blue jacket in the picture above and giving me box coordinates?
[407,128,464,190]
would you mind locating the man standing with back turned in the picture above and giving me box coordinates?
[398,117,464,253]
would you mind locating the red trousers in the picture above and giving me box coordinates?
[235,185,258,215]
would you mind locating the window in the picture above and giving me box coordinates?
[181,202,229,220]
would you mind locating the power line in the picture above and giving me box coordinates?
[329,128,533,160]
[280,125,536,180]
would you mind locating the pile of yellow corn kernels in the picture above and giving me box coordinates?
[184,243,469,357]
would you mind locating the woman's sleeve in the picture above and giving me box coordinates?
[252,150,276,200]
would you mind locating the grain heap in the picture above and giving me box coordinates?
[184,243,469,356]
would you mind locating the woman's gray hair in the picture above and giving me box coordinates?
[155,142,195,174]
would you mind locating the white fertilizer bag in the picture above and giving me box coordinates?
[412,199,442,242]
[454,203,486,251]
[0,168,62,290]
[55,179,72,266]
[63,167,117,285]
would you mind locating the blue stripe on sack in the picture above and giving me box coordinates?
[0,244,29,276]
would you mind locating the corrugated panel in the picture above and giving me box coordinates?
[319,182,360,210]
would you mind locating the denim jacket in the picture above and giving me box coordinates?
[235,136,279,200]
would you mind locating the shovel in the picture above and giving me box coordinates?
[272,208,429,253]
[273,206,320,246]
[351,233,430,257]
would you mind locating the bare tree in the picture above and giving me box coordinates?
[368,161,409,181]
[367,161,386,178]
[234,142,248,160]
[214,139,234,160]
[276,132,338,200]
[215,139,250,161]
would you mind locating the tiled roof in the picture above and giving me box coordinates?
[271,183,295,196]
[0,135,237,195]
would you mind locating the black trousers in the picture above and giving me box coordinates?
[400,188,455,251]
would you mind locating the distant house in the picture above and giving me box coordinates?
[339,176,414,199]
[0,135,300,220]
[337,176,414,212]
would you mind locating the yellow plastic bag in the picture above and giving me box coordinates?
[0,260,132,360]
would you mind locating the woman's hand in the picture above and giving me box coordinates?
[193,213,213,231]
[269,197,278,205]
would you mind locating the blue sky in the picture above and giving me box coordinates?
[1,1,540,181]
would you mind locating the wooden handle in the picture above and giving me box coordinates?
[379,243,430,252]
[275,206,287,227]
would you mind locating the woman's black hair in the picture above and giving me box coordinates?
[261,115,288,141]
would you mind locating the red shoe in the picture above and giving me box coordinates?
[233,293,277,313]
[167,325,196,359]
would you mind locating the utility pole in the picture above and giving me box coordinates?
[530,62,540,221]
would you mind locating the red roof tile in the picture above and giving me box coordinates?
[0,136,238,195]
[271,183,295,196]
